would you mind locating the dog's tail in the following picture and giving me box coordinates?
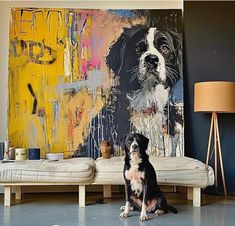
[167,205,178,214]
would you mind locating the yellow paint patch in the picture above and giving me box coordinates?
[8,8,146,158]
[8,8,104,158]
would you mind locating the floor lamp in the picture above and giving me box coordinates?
[194,81,235,197]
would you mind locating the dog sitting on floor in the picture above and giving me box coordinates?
[120,133,177,221]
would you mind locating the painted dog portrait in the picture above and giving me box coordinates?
[8,9,183,158]
[81,11,184,158]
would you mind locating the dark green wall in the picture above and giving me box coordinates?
[184,1,235,195]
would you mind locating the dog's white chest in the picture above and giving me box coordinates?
[125,165,145,196]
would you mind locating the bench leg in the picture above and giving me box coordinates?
[79,185,86,207]
[193,187,201,207]
[15,186,22,200]
[103,185,112,198]
[4,186,12,207]
[187,187,193,201]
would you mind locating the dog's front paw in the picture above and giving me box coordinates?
[155,209,165,216]
[139,214,148,221]
[120,211,129,218]
[120,205,134,211]
[120,206,125,211]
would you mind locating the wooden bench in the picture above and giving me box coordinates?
[0,156,214,207]
[0,158,94,207]
[93,156,215,207]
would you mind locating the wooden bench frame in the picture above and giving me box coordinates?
[101,185,201,207]
[1,183,88,208]
[1,184,201,208]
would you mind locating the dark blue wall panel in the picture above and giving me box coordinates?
[184,1,235,195]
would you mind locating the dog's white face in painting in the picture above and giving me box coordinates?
[127,27,170,113]
[139,28,166,83]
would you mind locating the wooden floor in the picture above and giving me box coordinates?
[0,192,235,226]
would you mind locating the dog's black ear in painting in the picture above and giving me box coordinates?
[171,30,182,76]
[106,26,148,76]
[106,34,126,75]
[166,30,182,81]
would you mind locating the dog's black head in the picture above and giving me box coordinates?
[121,133,149,162]
[106,26,182,91]
[106,26,182,114]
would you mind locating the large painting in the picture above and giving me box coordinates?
[8,8,183,158]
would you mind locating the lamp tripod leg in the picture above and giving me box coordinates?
[206,113,214,166]
[214,114,227,197]
[213,112,218,188]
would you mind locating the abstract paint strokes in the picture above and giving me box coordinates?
[8,8,183,158]
[9,8,65,155]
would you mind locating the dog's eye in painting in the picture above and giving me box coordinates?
[158,41,171,57]
[135,41,148,55]
[155,35,179,66]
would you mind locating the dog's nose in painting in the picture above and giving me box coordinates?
[145,54,159,65]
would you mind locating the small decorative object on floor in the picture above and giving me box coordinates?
[15,148,27,160]
[99,140,111,159]
[28,148,40,160]
[45,153,64,161]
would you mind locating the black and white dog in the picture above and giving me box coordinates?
[106,26,183,156]
[78,25,183,158]
[120,133,177,221]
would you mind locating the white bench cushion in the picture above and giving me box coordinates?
[0,158,95,183]
[93,156,214,188]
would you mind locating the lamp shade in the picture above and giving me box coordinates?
[194,81,235,113]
